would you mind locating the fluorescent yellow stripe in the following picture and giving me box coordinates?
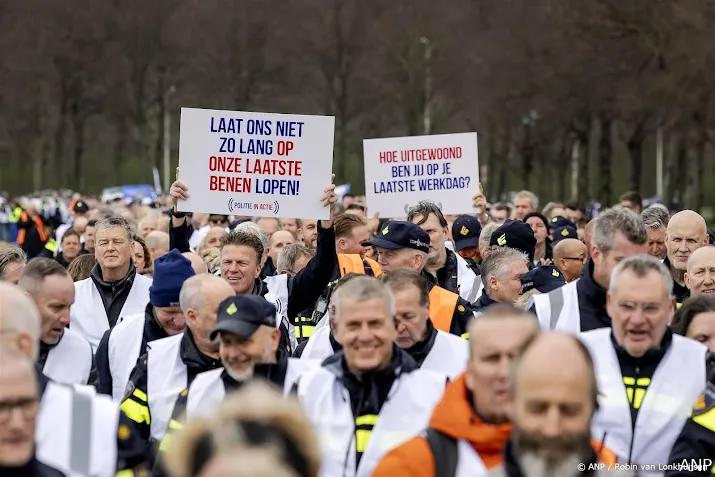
[633,389,646,409]
[693,408,715,433]
[115,470,135,477]
[623,377,635,385]
[121,399,150,425]
[355,414,378,426]
[168,419,183,430]
[132,389,148,402]
[626,388,634,404]
[636,377,651,386]
[461,332,469,339]
[355,429,372,453]
[295,325,315,338]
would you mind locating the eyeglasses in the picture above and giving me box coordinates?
[0,397,39,424]
[210,218,228,225]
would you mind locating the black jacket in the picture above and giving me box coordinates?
[0,458,66,477]
[170,219,338,322]
[663,256,691,304]
[404,320,438,367]
[89,261,138,328]
[474,291,498,313]
[95,303,170,396]
[434,248,461,295]
[576,259,611,332]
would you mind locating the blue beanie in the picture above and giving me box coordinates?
[150,249,195,307]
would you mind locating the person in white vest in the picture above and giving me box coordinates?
[0,282,120,477]
[380,268,468,379]
[70,216,152,350]
[296,275,448,477]
[153,295,321,475]
[117,274,235,473]
[372,304,540,477]
[169,173,340,354]
[487,332,627,477]
[528,207,648,334]
[95,249,196,400]
[0,347,66,477]
[18,258,93,385]
[580,254,707,468]
[408,201,480,304]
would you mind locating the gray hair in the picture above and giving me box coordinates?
[95,216,133,241]
[18,258,69,296]
[253,217,282,228]
[0,282,41,360]
[0,244,26,280]
[641,206,669,231]
[234,221,270,251]
[277,243,314,273]
[480,247,528,293]
[515,190,539,210]
[479,222,501,253]
[332,275,395,323]
[592,207,647,254]
[609,254,673,299]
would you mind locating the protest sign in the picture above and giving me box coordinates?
[177,107,335,219]
[363,132,479,218]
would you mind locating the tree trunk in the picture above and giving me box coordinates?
[664,130,680,209]
[576,131,589,206]
[598,115,612,206]
[113,117,129,183]
[587,115,600,202]
[521,123,534,190]
[627,132,645,193]
[70,100,86,191]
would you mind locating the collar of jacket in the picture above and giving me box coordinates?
[261,257,277,279]
[475,291,498,311]
[181,327,221,372]
[610,326,673,366]
[252,277,269,297]
[502,437,599,477]
[404,320,438,366]
[577,259,608,316]
[222,346,289,391]
[329,330,343,353]
[91,259,137,289]
[0,457,61,477]
[662,256,690,302]
[435,248,459,286]
[321,345,419,383]
[35,364,50,398]
[144,303,170,342]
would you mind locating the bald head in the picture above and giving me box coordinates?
[199,227,227,253]
[0,282,40,360]
[553,239,587,282]
[666,210,708,272]
[146,231,170,262]
[183,252,208,275]
[0,346,36,382]
[685,245,715,296]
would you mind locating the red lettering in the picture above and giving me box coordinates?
[244,159,302,176]
[209,176,251,192]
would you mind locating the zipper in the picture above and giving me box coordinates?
[626,361,640,464]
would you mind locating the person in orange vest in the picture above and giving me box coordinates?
[363,221,474,337]
[16,202,48,259]
[293,213,382,343]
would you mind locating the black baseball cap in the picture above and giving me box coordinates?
[549,216,576,230]
[451,216,482,252]
[362,221,430,254]
[551,225,578,246]
[521,265,566,294]
[210,295,277,340]
[73,200,89,214]
[489,220,537,263]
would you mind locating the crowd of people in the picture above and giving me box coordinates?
[1,181,715,477]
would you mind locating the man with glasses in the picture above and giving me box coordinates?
[208,214,229,227]
[277,243,314,277]
[552,238,587,282]
[0,347,65,476]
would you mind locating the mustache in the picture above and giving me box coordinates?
[513,426,593,465]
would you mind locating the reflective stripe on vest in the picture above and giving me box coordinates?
[45,238,57,253]
[428,286,460,333]
[9,207,21,223]
[336,254,382,277]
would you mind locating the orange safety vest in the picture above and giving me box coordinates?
[16,213,48,245]
[428,285,460,333]
[337,254,382,277]
[591,439,617,466]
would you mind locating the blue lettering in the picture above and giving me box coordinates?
[255,178,300,196]
[238,138,274,155]
[275,120,305,138]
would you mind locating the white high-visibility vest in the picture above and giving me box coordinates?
[529,279,581,333]
[186,358,320,419]
[42,328,93,385]
[445,242,481,304]
[71,274,152,351]
[297,364,447,477]
[108,313,148,402]
[422,331,469,379]
[300,326,334,361]
[263,274,296,351]
[146,334,187,442]
[37,382,119,477]
[580,328,706,467]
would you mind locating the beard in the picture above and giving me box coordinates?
[513,425,593,477]
[224,362,255,382]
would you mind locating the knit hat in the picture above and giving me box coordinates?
[150,249,196,307]
[490,219,537,263]
[523,212,549,231]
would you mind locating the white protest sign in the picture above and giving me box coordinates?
[363,132,479,218]
[178,107,335,219]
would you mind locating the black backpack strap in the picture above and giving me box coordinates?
[424,428,458,477]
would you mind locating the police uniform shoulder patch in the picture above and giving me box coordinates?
[118,423,131,440]
[692,384,715,416]
[121,381,135,402]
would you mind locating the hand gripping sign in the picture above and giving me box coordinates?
[178,107,335,219]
